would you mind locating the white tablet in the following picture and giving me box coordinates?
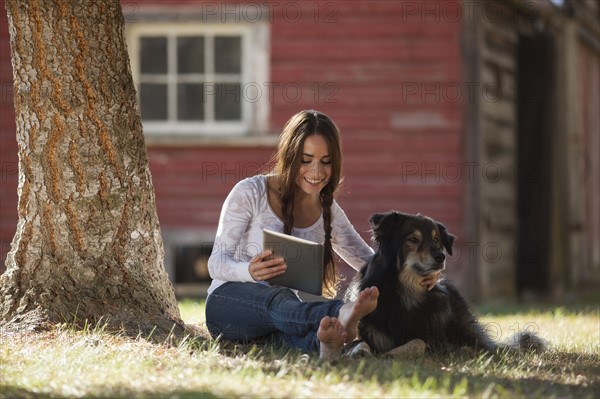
[263,229,324,296]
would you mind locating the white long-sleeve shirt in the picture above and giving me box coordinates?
[207,175,374,296]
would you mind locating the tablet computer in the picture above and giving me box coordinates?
[263,229,324,296]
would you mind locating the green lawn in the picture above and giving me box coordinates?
[1,300,598,398]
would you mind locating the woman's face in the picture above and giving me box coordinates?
[295,134,332,197]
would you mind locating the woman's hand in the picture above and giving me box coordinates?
[420,271,441,291]
[248,250,287,281]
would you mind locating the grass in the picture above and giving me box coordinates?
[1,300,598,398]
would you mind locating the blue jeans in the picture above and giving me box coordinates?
[205,282,344,353]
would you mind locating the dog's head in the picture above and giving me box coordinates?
[369,211,455,278]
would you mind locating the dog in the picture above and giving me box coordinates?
[345,211,545,356]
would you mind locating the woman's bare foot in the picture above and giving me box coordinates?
[317,316,347,361]
[338,286,379,343]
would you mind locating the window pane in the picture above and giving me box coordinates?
[178,36,204,74]
[215,83,241,120]
[140,84,167,120]
[178,84,204,120]
[214,36,241,74]
[140,37,167,74]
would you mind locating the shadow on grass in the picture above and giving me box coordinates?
[1,386,56,399]
[219,339,600,398]
[324,349,600,398]
[4,347,597,399]
[0,385,224,399]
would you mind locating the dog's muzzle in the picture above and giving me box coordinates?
[433,252,445,264]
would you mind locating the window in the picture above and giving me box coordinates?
[126,11,269,137]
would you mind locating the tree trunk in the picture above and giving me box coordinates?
[1,0,183,336]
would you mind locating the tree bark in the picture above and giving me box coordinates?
[1,0,183,337]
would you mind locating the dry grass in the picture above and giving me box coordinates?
[1,300,598,398]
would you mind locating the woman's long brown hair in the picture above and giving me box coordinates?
[270,110,343,298]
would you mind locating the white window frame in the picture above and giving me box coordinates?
[126,18,269,138]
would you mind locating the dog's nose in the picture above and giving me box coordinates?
[434,252,446,264]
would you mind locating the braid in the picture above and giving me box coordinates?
[321,188,338,298]
[280,186,295,235]
[280,181,339,298]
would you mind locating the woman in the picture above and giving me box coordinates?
[205,110,430,359]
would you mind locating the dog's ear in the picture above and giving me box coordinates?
[369,213,387,229]
[369,213,389,243]
[370,211,409,228]
[369,211,407,242]
[369,211,404,236]
[436,222,456,255]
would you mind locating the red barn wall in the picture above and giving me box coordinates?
[268,0,465,272]
[148,146,274,231]
[0,1,466,284]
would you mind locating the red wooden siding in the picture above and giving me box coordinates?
[269,0,465,251]
[148,146,274,230]
[0,0,466,279]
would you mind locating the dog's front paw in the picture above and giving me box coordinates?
[384,339,427,358]
[516,332,547,352]
[343,341,373,358]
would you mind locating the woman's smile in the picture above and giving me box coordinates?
[304,177,326,185]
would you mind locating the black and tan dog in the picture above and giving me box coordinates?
[346,211,545,356]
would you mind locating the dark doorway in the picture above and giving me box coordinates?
[174,243,213,284]
[516,32,555,296]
